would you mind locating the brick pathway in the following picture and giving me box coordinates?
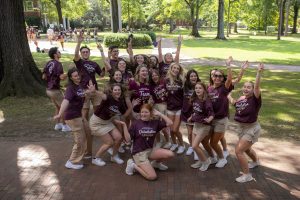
[0,128,299,200]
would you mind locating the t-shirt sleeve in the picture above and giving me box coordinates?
[206,99,215,117]
[254,94,262,107]
[64,86,74,101]
[157,120,167,132]
[73,59,83,70]
[95,63,102,76]
[57,63,64,76]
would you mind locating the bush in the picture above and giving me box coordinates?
[139,31,156,42]
[104,33,152,49]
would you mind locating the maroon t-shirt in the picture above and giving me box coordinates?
[128,79,151,113]
[191,98,214,124]
[234,95,262,123]
[165,79,184,111]
[74,59,102,90]
[110,59,119,70]
[43,60,64,90]
[64,84,85,120]
[94,95,127,120]
[129,119,167,155]
[208,84,233,119]
[158,62,170,78]
[181,89,194,122]
[122,71,133,85]
[150,79,168,104]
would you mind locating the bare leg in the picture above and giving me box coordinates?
[94,134,114,158]
[235,139,253,174]
[201,134,214,157]
[192,134,207,162]
[134,162,157,181]
[210,132,225,159]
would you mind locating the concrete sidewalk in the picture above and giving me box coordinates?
[0,129,299,200]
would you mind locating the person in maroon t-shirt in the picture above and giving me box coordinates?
[117,104,174,181]
[181,69,201,158]
[148,55,159,73]
[104,59,133,85]
[157,35,182,78]
[228,63,264,183]
[89,84,132,166]
[74,32,105,158]
[42,47,70,132]
[188,82,214,171]
[165,63,185,154]
[54,68,94,170]
[149,69,170,149]
[207,56,233,168]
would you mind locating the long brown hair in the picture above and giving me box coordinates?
[190,82,208,103]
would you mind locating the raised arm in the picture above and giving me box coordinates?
[127,38,134,64]
[157,36,163,63]
[225,56,233,89]
[74,31,84,61]
[174,35,182,63]
[232,61,249,85]
[227,93,236,105]
[153,109,173,127]
[122,96,133,119]
[254,63,264,98]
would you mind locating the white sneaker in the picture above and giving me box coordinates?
[118,146,125,153]
[125,159,135,175]
[199,158,211,171]
[54,123,63,131]
[248,161,260,169]
[155,142,163,148]
[151,161,168,171]
[170,144,178,151]
[61,124,72,132]
[215,158,227,168]
[163,142,172,149]
[186,147,194,156]
[235,173,254,183]
[65,160,83,169]
[194,152,199,161]
[111,154,124,164]
[210,156,218,164]
[223,150,229,159]
[83,154,92,159]
[190,161,202,169]
[176,146,185,154]
[107,148,113,155]
[92,158,106,166]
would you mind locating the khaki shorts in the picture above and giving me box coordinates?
[211,117,228,133]
[193,123,211,137]
[83,91,102,109]
[237,122,261,144]
[89,114,115,136]
[167,109,181,116]
[46,89,64,106]
[133,149,152,165]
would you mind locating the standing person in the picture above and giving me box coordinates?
[42,47,70,132]
[73,33,104,158]
[181,69,201,157]
[47,27,54,45]
[228,63,264,183]
[128,66,152,120]
[108,45,121,70]
[54,67,91,169]
[89,84,130,166]
[121,104,174,180]
[208,56,233,168]
[149,69,171,148]
[157,35,182,78]
[57,31,65,51]
[165,63,185,154]
[188,82,215,171]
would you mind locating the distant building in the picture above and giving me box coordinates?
[24,0,41,18]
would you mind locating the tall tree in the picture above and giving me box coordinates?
[278,0,284,40]
[184,0,205,37]
[216,0,226,39]
[52,0,63,26]
[284,0,291,35]
[292,0,299,33]
[110,0,121,32]
[0,0,44,99]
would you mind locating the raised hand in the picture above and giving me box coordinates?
[96,42,103,51]
[178,34,183,44]
[241,61,249,69]
[156,36,162,43]
[132,98,141,107]
[86,81,96,93]
[226,56,233,67]
[77,31,84,43]
[152,109,161,117]
[258,63,264,72]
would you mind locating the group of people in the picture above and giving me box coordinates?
[43,33,264,183]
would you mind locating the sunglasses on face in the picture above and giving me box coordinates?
[213,74,223,78]
[81,51,89,54]
[112,50,119,53]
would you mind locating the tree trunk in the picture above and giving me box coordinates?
[0,0,45,99]
[55,0,63,27]
[278,0,284,40]
[111,0,120,33]
[216,0,226,39]
[234,22,238,33]
[281,0,287,35]
[284,0,291,36]
[191,0,201,37]
[292,2,299,34]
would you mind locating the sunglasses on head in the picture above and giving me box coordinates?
[213,74,223,78]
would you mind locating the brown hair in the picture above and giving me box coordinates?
[140,103,154,118]
[191,82,209,103]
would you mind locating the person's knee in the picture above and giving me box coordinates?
[192,142,199,150]
[167,151,175,159]
[146,173,157,181]
[235,147,243,156]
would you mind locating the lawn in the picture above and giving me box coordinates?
[0,53,299,141]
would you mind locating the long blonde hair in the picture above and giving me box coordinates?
[134,64,149,85]
[166,63,185,85]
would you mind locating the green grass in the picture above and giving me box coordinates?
[0,53,299,140]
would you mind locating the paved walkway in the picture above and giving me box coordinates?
[30,39,300,72]
[0,127,299,200]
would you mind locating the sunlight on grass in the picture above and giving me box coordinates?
[276,113,296,122]
[277,89,298,95]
